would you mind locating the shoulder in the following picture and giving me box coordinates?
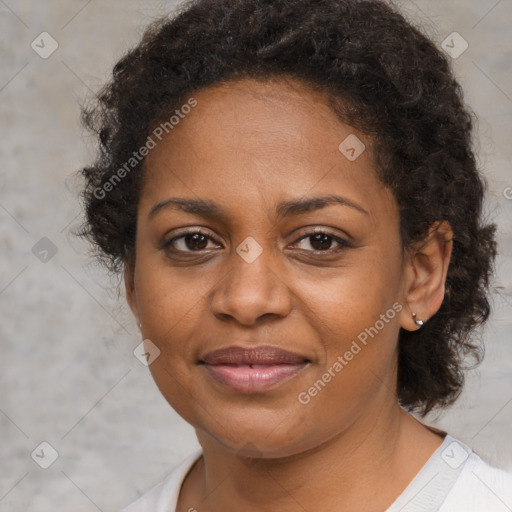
[440,443,512,512]
[119,449,203,512]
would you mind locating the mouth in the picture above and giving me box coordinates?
[199,345,311,393]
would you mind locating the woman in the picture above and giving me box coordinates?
[77,0,512,510]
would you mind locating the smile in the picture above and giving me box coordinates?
[202,362,309,392]
[199,345,311,393]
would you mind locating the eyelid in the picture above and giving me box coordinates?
[162,227,223,250]
[289,228,353,251]
[291,224,352,241]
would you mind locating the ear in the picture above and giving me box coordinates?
[399,221,453,331]
[124,261,139,325]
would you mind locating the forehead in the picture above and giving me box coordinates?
[181,77,348,147]
[139,77,395,222]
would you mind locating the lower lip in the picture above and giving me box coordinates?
[202,363,309,393]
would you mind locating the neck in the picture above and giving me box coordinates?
[179,400,444,512]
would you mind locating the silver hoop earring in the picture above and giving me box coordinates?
[412,313,425,326]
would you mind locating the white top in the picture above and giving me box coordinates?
[119,435,512,511]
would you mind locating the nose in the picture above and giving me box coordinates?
[210,241,292,326]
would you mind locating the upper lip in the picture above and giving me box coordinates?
[200,345,310,365]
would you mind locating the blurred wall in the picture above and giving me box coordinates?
[1,1,511,510]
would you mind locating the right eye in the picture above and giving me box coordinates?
[162,229,222,253]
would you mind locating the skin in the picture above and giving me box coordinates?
[125,77,453,512]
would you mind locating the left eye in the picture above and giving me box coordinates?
[292,232,349,252]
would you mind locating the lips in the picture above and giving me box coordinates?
[201,345,309,365]
[200,345,311,393]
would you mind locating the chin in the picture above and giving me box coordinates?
[194,409,324,460]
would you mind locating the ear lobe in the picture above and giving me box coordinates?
[400,221,453,331]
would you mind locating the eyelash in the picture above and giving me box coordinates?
[162,228,352,255]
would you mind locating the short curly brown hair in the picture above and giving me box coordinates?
[76,0,497,415]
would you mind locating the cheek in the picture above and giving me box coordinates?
[135,253,216,336]
[133,265,208,415]
[294,254,402,345]
[293,249,402,406]
[294,279,402,438]
[135,265,209,422]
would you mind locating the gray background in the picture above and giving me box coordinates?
[0,1,511,511]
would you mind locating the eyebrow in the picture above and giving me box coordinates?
[147,194,369,223]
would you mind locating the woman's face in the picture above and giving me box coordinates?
[126,77,414,458]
